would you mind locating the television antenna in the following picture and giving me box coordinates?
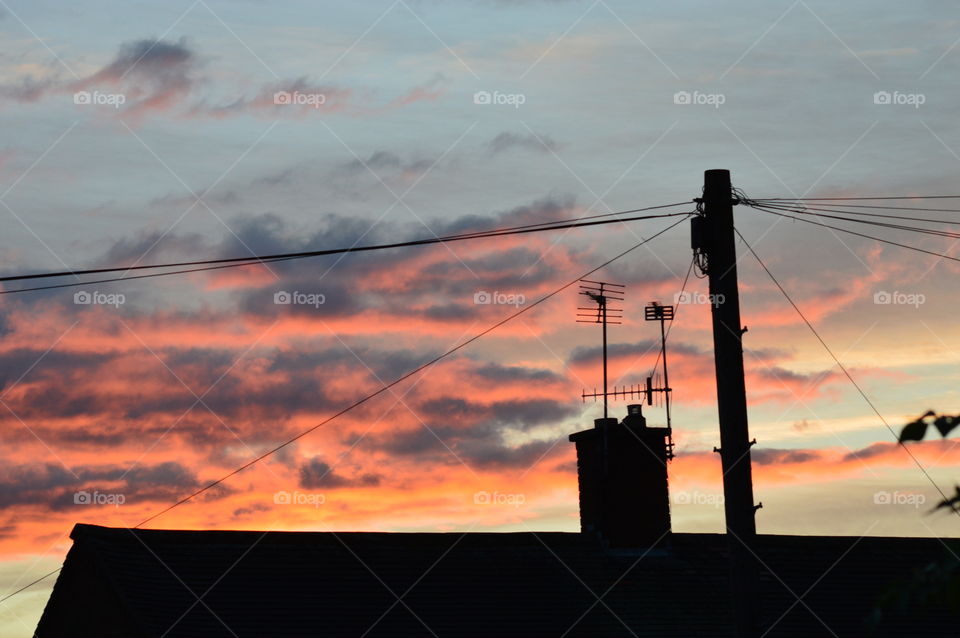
[576,280,623,419]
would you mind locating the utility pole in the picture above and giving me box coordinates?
[697,169,759,637]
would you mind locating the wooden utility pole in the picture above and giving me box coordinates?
[700,169,759,637]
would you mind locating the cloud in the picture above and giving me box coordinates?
[751,448,821,465]
[298,457,381,488]
[385,72,450,108]
[196,77,353,118]
[0,77,54,103]
[0,38,438,120]
[0,461,199,511]
[72,38,198,117]
[487,131,559,154]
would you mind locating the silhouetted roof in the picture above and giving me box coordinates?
[36,524,957,637]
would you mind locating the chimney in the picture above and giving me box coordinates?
[568,404,672,548]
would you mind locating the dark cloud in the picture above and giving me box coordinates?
[233,502,271,518]
[97,229,207,268]
[567,340,703,366]
[488,132,558,154]
[0,77,54,103]
[356,396,577,469]
[842,442,891,462]
[751,448,821,465]
[197,77,352,118]
[366,424,567,470]
[430,195,577,236]
[415,396,576,427]
[0,348,113,395]
[470,361,563,384]
[74,38,198,115]
[335,150,436,180]
[0,461,198,511]
[298,456,381,488]
[752,366,833,386]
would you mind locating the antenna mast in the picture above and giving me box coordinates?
[576,280,623,418]
[577,289,677,461]
[645,301,676,455]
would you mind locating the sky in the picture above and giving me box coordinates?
[1,0,960,634]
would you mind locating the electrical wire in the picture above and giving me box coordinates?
[0,209,694,295]
[747,201,960,233]
[732,226,960,520]
[751,202,960,240]
[750,195,960,201]
[745,205,960,265]
[0,203,693,286]
[0,568,62,605]
[750,200,960,215]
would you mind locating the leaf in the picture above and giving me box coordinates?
[934,415,959,438]
[900,419,929,443]
[931,486,960,513]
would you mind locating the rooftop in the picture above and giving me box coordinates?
[35,523,958,637]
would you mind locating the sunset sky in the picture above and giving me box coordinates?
[2,1,960,634]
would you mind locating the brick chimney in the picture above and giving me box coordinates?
[568,404,672,548]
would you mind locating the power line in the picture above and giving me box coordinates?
[750,201,960,225]
[0,203,692,286]
[750,200,960,215]
[0,568,62,605]
[134,215,691,528]
[746,205,960,266]
[750,202,960,240]
[732,226,959,520]
[752,195,960,201]
[748,199,960,226]
[0,208,694,295]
